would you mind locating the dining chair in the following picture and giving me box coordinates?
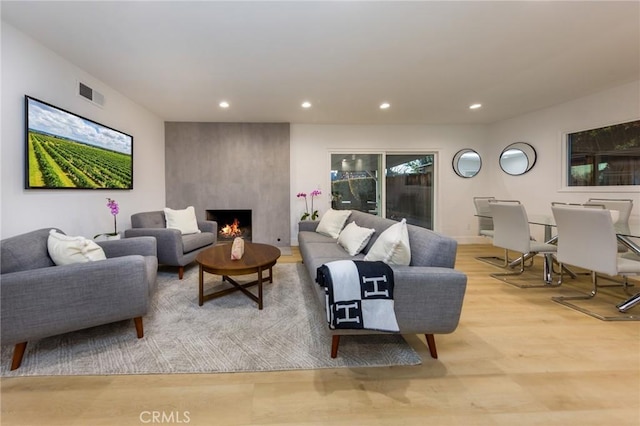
[551,204,640,321]
[586,198,633,228]
[587,198,634,252]
[473,197,495,237]
[472,196,506,266]
[555,201,634,285]
[488,201,559,288]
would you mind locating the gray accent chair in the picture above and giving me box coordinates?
[0,228,158,370]
[124,211,217,279]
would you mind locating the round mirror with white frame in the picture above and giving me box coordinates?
[452,148,482,178]
[499,142,537,175]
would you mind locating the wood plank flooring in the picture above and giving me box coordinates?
[2,244,639,425]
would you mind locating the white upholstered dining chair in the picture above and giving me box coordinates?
[473,196,507,266]
[473,196,495,238]
[488,201,558,287]
[587,198,634,252]
[551,204,640,320]
[586,198,634,230]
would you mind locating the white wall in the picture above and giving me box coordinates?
[1,23,165,239]
[289,80,640,245]
[486,80,640,241]
[4,21,635,244]
[289,124,489,245]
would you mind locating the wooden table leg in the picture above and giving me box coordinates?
[258,267,263,310]
[198,265,204,306]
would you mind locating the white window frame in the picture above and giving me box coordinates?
[558,117,640,193]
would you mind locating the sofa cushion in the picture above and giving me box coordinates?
[298,231,336,245]
[316,209,352,239]
[346,210,396,254]
[47,230,107,266]
[131,211,166,228]
[164,206,200,235]
[182,232,215,253]
[364,219,411,265]
[1,228,56,274]
[337,221,375,256]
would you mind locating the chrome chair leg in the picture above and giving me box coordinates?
[560,265,578,279]
[476,249,510,267]
[543,253,554,284]
[553,269,639,321]
[508,252,535,269]
[617,292,640,313]
[490,252,560,288]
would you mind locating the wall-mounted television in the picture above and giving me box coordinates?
[25,95,133,189]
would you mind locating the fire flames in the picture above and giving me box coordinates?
[220,218,242,238]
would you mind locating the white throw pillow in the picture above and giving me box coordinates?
[164,206,201,235]
[47,229,107,266]
[337,221,375,256]
[363,218,411,265]
[316,209,352,239]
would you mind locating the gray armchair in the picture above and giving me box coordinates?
[0,228,158,370]
[124,211,217,279]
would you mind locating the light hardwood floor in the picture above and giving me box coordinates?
[2,244,639,425]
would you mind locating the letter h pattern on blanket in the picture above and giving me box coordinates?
[316,260,400,332]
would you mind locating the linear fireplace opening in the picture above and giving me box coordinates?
[206,209,252,243]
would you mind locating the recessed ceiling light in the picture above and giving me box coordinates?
[469,103,482,110]
[219,101,230,108]
[379,102,390,109]
[301,101,312,108]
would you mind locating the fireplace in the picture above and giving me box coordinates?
[206,209,252,243]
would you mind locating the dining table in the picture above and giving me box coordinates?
[476,210,640,311]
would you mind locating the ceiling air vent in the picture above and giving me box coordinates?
[78,81,104,107]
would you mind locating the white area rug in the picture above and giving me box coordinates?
[1,263,421,376]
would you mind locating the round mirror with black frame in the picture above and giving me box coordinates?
[452,148,482,178]
[499,142,537,176]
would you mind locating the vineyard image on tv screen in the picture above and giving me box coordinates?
[25,95,133,189]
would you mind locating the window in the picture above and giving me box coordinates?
[330,152,434,230]
[330,154,381,214]
[385,154,434,229]
[567,120,640,186]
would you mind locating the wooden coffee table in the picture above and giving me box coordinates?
[195,242,281,309]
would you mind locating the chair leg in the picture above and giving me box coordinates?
[178,266,184,280]
[476,249,510,268]
[134,317,144,338]
[331,335,340,358]
[425,334,438,359]
[617,292,640,313]
[554,271,640,320]
[491,253,561,288]
[11,342,27,370]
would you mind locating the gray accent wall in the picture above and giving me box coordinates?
[165,122,290,247]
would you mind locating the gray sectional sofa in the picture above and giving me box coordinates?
[298,210,467,358]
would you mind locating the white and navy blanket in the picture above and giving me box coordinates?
[316,260,399,332]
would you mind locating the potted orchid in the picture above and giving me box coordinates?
[297,190,322,220]
[94,198,120,239]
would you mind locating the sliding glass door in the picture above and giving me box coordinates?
[385,154,434,229]
[329,152,434,229]
[330,154,381,214]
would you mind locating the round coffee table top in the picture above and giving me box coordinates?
[195,241,281,276]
